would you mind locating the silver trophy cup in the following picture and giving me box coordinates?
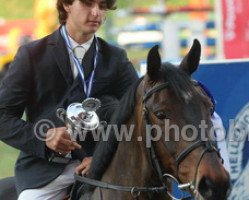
[49,98,101,163]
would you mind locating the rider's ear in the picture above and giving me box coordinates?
[179,39,201,75]
[147,45,161,81]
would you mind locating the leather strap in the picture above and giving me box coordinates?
[74,174,167,194]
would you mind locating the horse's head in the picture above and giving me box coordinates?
[140,39,230,200]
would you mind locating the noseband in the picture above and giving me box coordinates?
[142,81,221,197]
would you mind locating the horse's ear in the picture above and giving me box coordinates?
[147,45,161,81]
[179,39,201,75]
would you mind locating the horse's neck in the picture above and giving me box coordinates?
[97,96,171,199]
[101,105,158,186]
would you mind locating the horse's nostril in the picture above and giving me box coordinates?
[198,176,229,200]
[198,176,214,199]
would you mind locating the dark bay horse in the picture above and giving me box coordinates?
[76,39,230,200]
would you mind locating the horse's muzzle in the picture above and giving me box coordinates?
[198,175,231,200]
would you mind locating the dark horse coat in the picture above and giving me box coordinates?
[75,40,230,200]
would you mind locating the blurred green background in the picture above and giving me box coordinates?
[0,0,214,178]
[0,0,213,19]
[0,142,18,178]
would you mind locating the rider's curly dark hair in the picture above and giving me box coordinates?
[56,0,117,25]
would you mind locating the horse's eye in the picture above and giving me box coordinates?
[155,111,167,120]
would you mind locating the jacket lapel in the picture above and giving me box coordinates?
[82,38,95,79]
[49,29,73,86]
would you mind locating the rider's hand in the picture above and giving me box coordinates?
[75,157,92,176]
[46,127,81,154]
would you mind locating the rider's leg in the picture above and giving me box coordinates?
[18,161,80,200]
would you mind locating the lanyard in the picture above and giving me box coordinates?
[60,25,99,98]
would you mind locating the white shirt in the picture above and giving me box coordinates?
[67,36,94,79]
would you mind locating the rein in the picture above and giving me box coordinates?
[75,80,221,200]
[74,174,167,198]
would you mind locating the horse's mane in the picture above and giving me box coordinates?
[88,78,142,179]
[88,64,198,180]
[110,77,143,126]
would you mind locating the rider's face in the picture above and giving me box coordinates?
[64,0,107,36]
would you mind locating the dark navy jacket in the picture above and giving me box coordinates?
[0,28,138,194]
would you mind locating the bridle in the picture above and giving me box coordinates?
[142,81,221,198]
[75,80,221,200]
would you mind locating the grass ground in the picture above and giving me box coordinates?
[0,141,18,178]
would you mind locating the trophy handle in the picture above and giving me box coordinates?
[56,108,66,123]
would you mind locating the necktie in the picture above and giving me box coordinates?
[73,46,85,63]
